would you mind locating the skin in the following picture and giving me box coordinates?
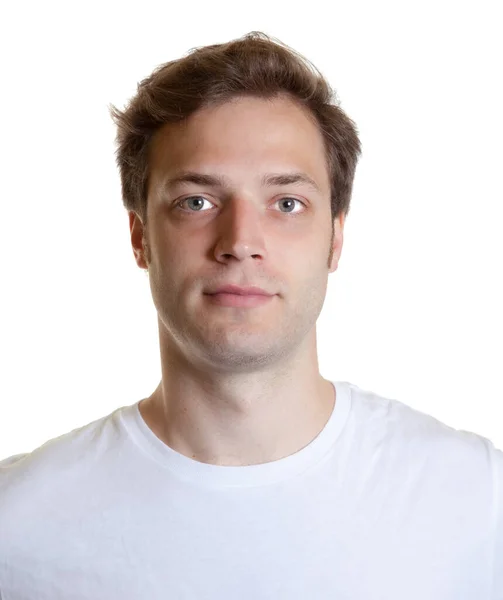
[129,94,345,467]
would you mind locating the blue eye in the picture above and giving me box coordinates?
[177,196,210,212]
[276,197,304,213]
[176,196,306,214]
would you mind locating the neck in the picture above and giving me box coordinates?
[139,375,335,467]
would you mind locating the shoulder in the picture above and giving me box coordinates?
[347,381,497,444]
[0,404,127,504]
[345,381,500,479]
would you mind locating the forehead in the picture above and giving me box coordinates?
[148,95,330,190]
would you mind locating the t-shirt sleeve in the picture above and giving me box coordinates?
[492,444,503,600]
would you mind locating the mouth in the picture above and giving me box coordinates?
[203,292,275,308]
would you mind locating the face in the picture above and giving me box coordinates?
[129,95,345,372]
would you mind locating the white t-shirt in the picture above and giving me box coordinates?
[1,380,502,599]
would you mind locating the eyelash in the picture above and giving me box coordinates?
[175,196,307,215]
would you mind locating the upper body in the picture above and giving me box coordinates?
[2,32,501,599]
[1,380,502,599]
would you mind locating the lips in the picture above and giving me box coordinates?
[205,291,274,308]
[206,284,273,296]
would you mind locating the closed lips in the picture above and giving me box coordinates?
[206,285,272,296]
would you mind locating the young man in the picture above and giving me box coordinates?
[1,32,501,599]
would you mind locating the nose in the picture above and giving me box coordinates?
[212,197,267,263]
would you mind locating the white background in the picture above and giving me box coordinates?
[0,0,501,459]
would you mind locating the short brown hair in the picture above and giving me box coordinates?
[109,31,362,228]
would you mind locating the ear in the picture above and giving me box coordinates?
[328,212,345,273]
[129,211,149,270]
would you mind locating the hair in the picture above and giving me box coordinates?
[109,31,362,231]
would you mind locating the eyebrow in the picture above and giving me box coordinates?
[162,171,321,194]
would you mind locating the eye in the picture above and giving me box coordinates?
[176,196,306,214]
[275,197,306,214]
[175,196,213,212]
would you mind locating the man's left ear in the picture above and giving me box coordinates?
[328,213,345,273]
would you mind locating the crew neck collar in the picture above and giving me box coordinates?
[119,380,352,488]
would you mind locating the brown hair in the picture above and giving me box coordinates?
[109,31,361,229]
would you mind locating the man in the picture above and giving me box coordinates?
[1,31,501,599]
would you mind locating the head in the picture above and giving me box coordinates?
[110,32,361,373]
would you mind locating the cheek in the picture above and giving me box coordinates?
[150,224,188,264]
[293,239,329,274]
